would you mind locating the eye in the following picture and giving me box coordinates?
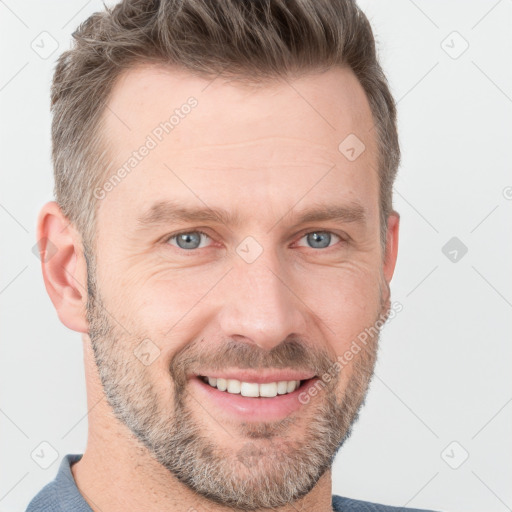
[296,231,342,249]
[164,229,344,252]
[166,230,212,250]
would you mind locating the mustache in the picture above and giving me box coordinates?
[169,335,338,389]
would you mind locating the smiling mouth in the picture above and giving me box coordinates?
[198,376,311,398]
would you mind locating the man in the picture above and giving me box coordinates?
[27,0,439,511]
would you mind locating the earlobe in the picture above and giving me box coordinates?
[36,201,89,333]
[383,211,400,284]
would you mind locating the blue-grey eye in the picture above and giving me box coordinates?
[168,231,210,250]
[303,231,339,249]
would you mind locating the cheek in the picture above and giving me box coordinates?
[114,273,220,369]
[137,268,221,317]
[108,262,215,321]
[296,265,383,350]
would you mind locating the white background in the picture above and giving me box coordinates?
[0,1,511,511]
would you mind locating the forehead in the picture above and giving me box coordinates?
[97,63,379,227]
[104,63,375,147]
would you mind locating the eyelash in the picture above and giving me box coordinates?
[164,229,346,252]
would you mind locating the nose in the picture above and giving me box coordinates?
[217,253,307,351]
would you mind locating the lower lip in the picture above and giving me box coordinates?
[189,377,317,422]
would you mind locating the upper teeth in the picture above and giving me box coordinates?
[204,377,301,397]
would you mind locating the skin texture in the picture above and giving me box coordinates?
[37,64,399,512]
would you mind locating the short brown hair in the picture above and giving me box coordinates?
[51,0,399,249]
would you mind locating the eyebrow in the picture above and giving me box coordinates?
[136,199,367,231]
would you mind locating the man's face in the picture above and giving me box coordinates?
[86,64,393,509]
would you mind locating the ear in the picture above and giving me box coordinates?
[36,201,89,333]
[383,211,400,284]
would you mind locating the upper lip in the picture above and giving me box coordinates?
[191,369,316,384]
